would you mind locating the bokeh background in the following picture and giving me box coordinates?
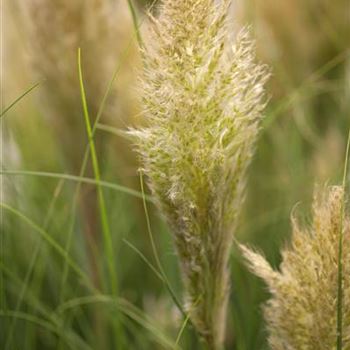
[1,0,349,349]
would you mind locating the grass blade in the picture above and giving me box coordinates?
[0,82,41,118]
[175,313,191,347]
[78,48,125,348]
[123,239,164,281]
[57,295,179,350]
[4,180,65,350]
[0,310,92,350]
[139,172,185,316]
[0,203,94,290]
[0,169,153,202]
[126,0,143,48]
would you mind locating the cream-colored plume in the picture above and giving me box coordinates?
[132,0,269,347]
[242,186,350,349]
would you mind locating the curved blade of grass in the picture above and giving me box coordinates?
[0,310,92,350]
[139,172,185,316]
[117,298,179,350]
[0,261,52,318]
[57,143,105,350]
[78,48,125,348]
[175,312,191,347]
[1,265,93,350]
[0,7,135,348]
[57,295,179,350]
[0,203,94,291]
[175,295,202,348]
[123,239,164,281]
[1,311,72,349]
[54,0,158,338]
[140,174,211,346]
[58,18,143,307]
[337,128,350,350]
[4,242,44,347]
[57,170,97,302]
[0,170,153,202]
[4,179,65,350]
[263,50,349,130]
[0,82,41,118]
[57,7,157,345]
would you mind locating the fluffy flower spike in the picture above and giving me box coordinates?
[132,0,269,347]
[242,186,350,350]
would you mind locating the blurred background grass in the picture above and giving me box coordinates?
[1,0,349,349]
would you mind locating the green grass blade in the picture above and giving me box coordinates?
[1,311,71,349]
[56,12,155,344]
[175,312,191,347]
[4,180,64,350]
[123,239,164,281]
[0,264,93,350]
[0,203,94,291]
[126,0,143,48]
[263,51,349,130]
[139,172,186,317]
[58,170,91,302]
[0,261,60,319]
[57,295,179,350]
[78,48,125,348]
[0,82,41,118]
[0,310,92,350]
[53,6,159,340]
[0,170,153,202]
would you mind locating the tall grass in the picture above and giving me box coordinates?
[1,0,350,349]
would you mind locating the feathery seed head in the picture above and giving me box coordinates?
[242,186,350,350]
[132,0,269,347]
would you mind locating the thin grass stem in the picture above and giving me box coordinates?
[0,81,41,118]
[139,172,186,316]
[126,0,143,48]
[78,48,125,348]
[0,170,152,202]
[4,179,64,350]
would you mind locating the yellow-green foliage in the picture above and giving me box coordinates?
[242,186,350,350]
[132,0,269,347]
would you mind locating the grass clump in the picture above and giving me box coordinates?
[131,0,269,347]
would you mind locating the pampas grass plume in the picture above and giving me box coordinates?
[242,186,350,349]
[132,0,269,347]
